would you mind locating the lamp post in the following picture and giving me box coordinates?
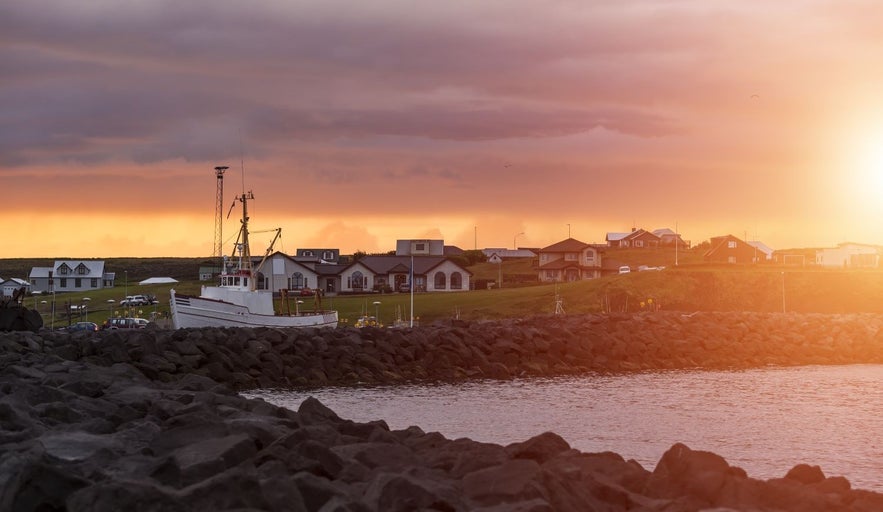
[373,301,381,325]
[513,232,524,250]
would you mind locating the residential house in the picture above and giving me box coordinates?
[481,248,537,264]
[1,278,31,298]
[29,260,115,293]
[704,235,765,264]
[537,238,603,282]
[606,229,662,248]
[652,228,690,248]
[815,243,880,268]
[340,255,471,293]
[605,232,630,247]
[252,252,323,294]
[199,266,221,281]
[747,241,774,261]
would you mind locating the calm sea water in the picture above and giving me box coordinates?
[244,365,883,491]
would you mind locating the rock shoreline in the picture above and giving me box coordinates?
[5,311,882,390]
[2,312,883,511]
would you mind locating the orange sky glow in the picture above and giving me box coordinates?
[2,1,881,258]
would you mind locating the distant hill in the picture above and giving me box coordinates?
[0,258,215,282]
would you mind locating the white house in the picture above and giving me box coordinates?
[253,252,322,293]
[816,243,880,268]
[339,255,471,293]
[1,278,31,298]
[29,260,114,293]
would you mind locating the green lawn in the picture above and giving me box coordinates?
[13,250,883,328]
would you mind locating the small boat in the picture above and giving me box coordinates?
[170,190,338,329]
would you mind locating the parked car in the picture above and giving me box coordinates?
[67,321,99,332]
[618,266,631,274]
[298,287,316,297]
[398,283,411,293]
[119,295,157,306]
[103,317,149,329]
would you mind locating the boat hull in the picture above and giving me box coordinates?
[170,292,338,329]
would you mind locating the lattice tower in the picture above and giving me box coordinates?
[213,166,229,259]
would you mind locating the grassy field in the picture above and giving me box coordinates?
[6,250,883,327]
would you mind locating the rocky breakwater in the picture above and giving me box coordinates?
[6,311,882,390]
[3,344,883,511]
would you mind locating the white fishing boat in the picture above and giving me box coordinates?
[170,190,338,329]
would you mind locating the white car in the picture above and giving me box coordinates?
[618,266,631,274]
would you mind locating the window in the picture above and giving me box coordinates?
[565,253,577,261]
[91,278,98,288]
[415,243,425,251]
[351,271,364,289]
[728,256,736,264]
[584,250,594,262]
[546,270,556,279]
[303,250,314,257]
[76,264,88,275]
[728,241,737,249]
[58,265,70,275]
[60,278,67,288]
[323,251,334,260]
[635,240,644,248]
[434,272,446,289]
[75,278,82,288]
[291,272,305,289]
[451,272,462,289]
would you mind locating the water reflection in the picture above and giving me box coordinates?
[245,365,883,491]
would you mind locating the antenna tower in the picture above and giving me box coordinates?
[213,166,229,261]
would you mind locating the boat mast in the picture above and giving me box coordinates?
[235,190,255,290]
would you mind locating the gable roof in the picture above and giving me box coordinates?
[652,228,676,236]
[540,238,591,252]
[29,260,106,279]
[747,241,774,256]
[704,234,750,257]
[1,278,30,287]
[481,248,536,259]
[622,229,660,241]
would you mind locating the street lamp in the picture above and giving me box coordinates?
[296,300,303,315]
[514,232,524,250]
[373,301,381,325]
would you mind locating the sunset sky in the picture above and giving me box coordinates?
[3,1,882,258]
